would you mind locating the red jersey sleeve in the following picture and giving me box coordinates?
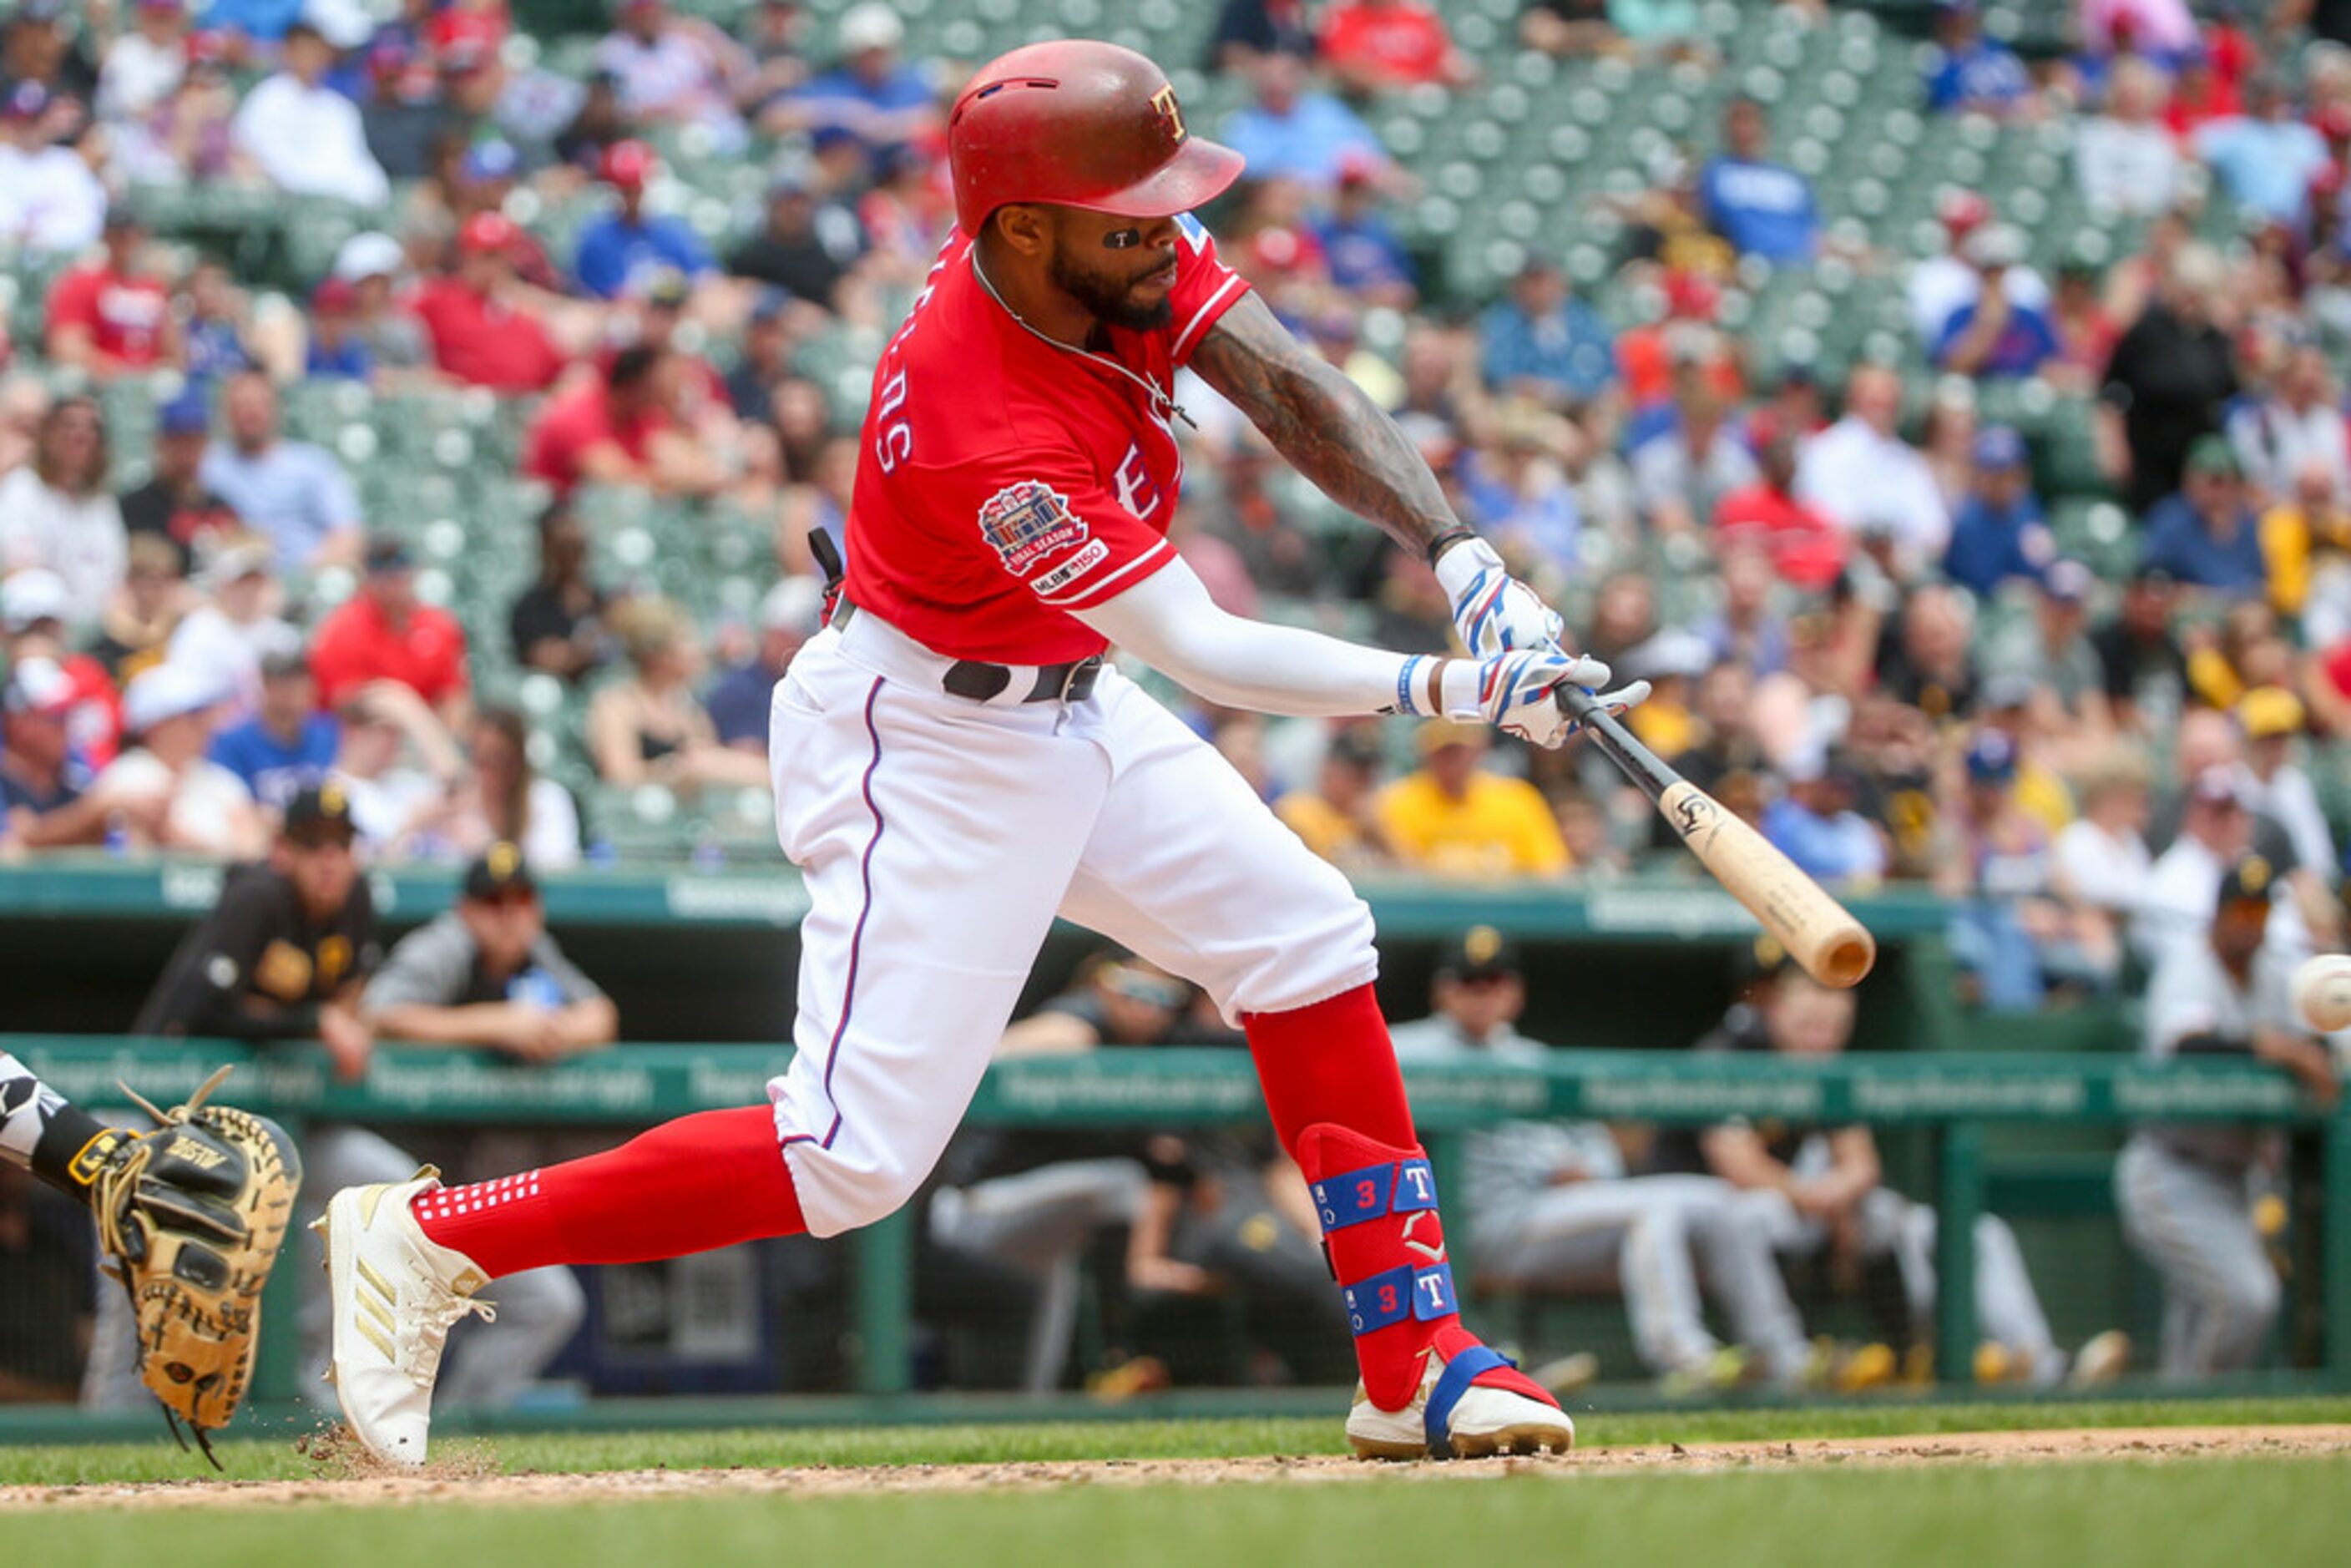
[44,268,99,347]
[962,448,1178,615]
[1164,212,1251,369]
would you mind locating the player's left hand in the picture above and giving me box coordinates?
[1433,537,1563,656]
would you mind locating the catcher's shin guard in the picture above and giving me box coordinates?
[1297,1123,1571,1459]
[92,1066,303,1464]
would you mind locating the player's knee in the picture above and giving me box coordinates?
[2217,1267,2282,1336]
[1222,886,1378,1018]
[791,1148,927,1234]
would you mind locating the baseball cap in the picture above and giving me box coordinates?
[1326,726,1386,772]
[2185,432,2242,479]
[463,840,538,902]
[3,81,49,123]
[3,656,74,717]
[364,534,414,574]
[2128,562,2179,590]
[158,391,210,438]
[332,230,405,285]
[638,266,691,310]
[259,643,311,681]
[197,535,274,589]
[462,139,521,185]
[282,781,358,847]
[1979,672,2038,712]
[1972,423,2027,470]
[104,205,148,234]
[599,138,656,189]
[1437,925,1522,984]
[2215,854,2276,913]
[839,1,903,53]
[0,569,71,631]
[767,159,815,200]
[1335,148,1383,190]
[1962,223,2028,270]
[2189,766,2246,808]
[122,663,219,734]
[1414,719,1487,756]
[2238,685,2307,741]
[760,575,825,636]
[1964,728,2019,783]
[1937,189,1991,236]
[2043,559,2095,603]
[458,210,519,256]
[311,276,356,316]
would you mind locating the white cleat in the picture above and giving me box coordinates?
[1347,1342,1576,1461]
[313,1171,493,1468]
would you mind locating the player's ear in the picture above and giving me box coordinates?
[992,204,1050,260]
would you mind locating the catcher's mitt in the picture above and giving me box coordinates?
[88,1065,302,1464]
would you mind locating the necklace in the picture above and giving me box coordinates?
[970,250,1197,430]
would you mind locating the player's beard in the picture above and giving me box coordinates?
[1049,246,1176,332]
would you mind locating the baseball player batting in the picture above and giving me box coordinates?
[315,40,1645,1465]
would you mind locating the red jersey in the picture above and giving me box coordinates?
[523,380,672,495]
[45,265,169,368]
[310,594,470,711]
[409,278,566,392]
[845,218,1251,664]
[1318,3,1454,86]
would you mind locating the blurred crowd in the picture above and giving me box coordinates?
[10,0,2351,1402]
[4,0,2351,1022]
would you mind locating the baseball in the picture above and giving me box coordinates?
[2291,955,2351,1033]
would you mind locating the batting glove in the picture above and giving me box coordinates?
[1434,537,1565,657]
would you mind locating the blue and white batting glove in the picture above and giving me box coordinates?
[1434,537,1565,657]
[1397,650,1640,749]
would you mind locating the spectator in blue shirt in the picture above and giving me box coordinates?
[209,645,340,811]
[198,372,364,574]
[570,140,715,302]
[761,3,939,153]
[706,578,824,751]
[1221,51,1384,192]
[1924,1,2036,117]
[1697,97,1818,264]
[2141,437,2269,596]
[1943,425,2055,595]
[1762,753,1888,887]
[1312,155,1418,306]
[303,279,372,382]
[1934,224,2062,377]
[201,0,306,48]
[1479,259,1616,407]
[2196,75,2332,229]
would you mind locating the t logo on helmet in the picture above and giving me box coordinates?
[1150,83,1186,143]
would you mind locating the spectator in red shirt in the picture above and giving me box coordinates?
[1317,0,1472,92]
[1713,417,1847,591]
[44,210,172,377]
[523,345,722,498]
[407,212,566,393]
[309,535,470,725]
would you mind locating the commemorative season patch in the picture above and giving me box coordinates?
[978,480,1090,577]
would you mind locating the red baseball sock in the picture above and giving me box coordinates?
[411,1106,805,1280]
[1245,986,1556,1416]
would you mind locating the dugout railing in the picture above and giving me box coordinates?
[3,1036,2344,1443]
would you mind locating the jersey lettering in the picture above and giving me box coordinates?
[1112,443,1160,519]
[873,369,913,473]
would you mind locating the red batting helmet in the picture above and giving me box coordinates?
[948,40,1245,237]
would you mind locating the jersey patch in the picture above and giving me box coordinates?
[978,480,1090,579]
[1029,540,1111,596]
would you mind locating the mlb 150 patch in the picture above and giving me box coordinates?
[979,480,1090,578]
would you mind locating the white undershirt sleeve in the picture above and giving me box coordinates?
[1073,555,1437,719]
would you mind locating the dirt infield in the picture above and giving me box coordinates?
[4,1424,2348,1511]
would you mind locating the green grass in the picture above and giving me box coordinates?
[13,1457,2351,1568]
[3,1396,2348,1486]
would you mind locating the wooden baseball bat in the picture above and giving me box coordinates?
[1555,687,1877,988]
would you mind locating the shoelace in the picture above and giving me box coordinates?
[393,1272,497,1390]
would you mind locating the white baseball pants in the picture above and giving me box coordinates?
[765,615,1378,1238]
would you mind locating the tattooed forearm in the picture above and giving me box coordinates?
[1191,294,1469,562]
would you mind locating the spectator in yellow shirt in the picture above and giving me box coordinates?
[1374,721,1570,878]
[2259,458,2351,619]
[1276,725,1395,873]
